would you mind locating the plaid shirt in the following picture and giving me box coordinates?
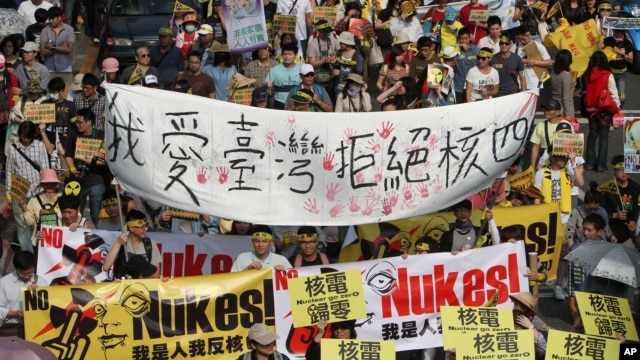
[5,140,49,198]
[244,58,279,88]
[74,93,107,131]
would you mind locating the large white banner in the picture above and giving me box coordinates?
[273,242,529,356]
[36,226,252,283]
[104,84,536,225]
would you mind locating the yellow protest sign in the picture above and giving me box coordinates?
[441,306,515,350]
[545,329,620,359]
[341,203,563,280]
[75,138,102,160]
[552,133,584,157]
[25,103,56,124]
[314,6,337,25]
[10,173,31,203]
[455,329,535,359]
[469,9,489,22]
[273,14,297,34]
[427,64,448,89]
[24,270,274,359]
[576,291,639,341]
[507,166,534,191]
[321,339,395,359]
[288,269,366,327]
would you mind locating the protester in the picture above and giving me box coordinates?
[231,225,291,272]
[0,54,18,165]
[285,64,333,112]
[103,209,162,279]
[477,16,502,54]
[603,29,633,107]
[0,251,49,326]
[23,169,63,247]
[408,36,439,80]
[459,0,489,45]
[437,7,463,55]
[465,47,499,102]
[335,72,372,112]
[421,0,448,34]
[18,0,52,24]
[157,204,219,235]
[276,0,313,55]
[600,155,640,247]
[516,28,552,90]
[265,43,301,109]
[331,32,363,99]
[188,24,215,67]
[251,87,269,108]
[529,99,572,168]
[97,188,123,231]
[100,57,124,88]
[6,79,47,155]
[1,37,22,69]
[376,76,418,109]
[179,51,216,98]
[237,323,290,360]
[334,2,376,78]
[439,199,499,252]
[15,41,50,90]
[306,319,356,360]
[389,0,422,43]
[288,89,314,112]
[73,73,106,131]
[509,292,547,358]
[175,13,200,56]
[453,27,479,103]
[24,8,48,44]
[491,35,525,96]
[377,44,409,94]
[202,51,236,101]
[551,50,575,119]
[150,27,185,89]
[244,45,278,88]
[229,220,253,235]
[305,19,340,79]
[39,7,75,85]
[121,47,159,86]
[289,226,330,266]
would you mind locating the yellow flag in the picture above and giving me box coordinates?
[127,64,143,85]
[544,19,602,77]
[547,2,560,19]
[597,178,619,195]
[173,0,196,14]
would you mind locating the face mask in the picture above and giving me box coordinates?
[49,93,59,101]
[347,83,361,97]
[185,25,196,33]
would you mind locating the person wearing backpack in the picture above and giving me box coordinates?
[289,226,331,267]
[103,210,162,279]
[583,50,620,172]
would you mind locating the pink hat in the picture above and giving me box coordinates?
[40,169,62,185]
[102,57,119,73]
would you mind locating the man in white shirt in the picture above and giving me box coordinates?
[516,28,552,90]
[0,251,48,326]
[276,0,313,54]
[18,0,53,24]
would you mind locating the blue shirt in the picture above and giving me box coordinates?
[149,45,185,88]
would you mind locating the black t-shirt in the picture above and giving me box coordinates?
[602,179,640,242]
[25,23,46,43]
[603,37,633,71]
[288,253,325,267]
[45,99,76,151]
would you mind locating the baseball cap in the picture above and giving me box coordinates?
[252,87,268,102]
[144,74,159,86]
[555,122,573,133]
[101,57,119,73]
[442,45,459,59]
[542,99,562,110]
[21,41,39,52]
[248,324,279,345]
[198,24,213,35]
[444,7,457,21]
[300,63,314,75]
[158,26,173,37]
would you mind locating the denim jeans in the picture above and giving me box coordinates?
[586,112,611,171]
[12,198,33,252]
[613,72,627,100]
[79,182,105,225]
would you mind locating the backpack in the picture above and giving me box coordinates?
[113,237,153,279]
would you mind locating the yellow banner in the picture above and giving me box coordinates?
[10,173,31,203]
[545,329,620,359]
[507,166,534,191]
[341,203,563,280]
[321,339,395,359]
[543,19,602,77]
[441,306,515,350]
[25,103,56,124]
[288,269,365,327]
[24,270,274,359]
[552,133,584,157]
[576,291,639,341]
[455,329,535,358]
[75,138,103,160]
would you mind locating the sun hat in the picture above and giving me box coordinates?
[70,73,84,91]
[101,57,119,73]
[248,324,279,345]
[40,169,62,185]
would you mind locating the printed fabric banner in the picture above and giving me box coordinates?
[104,84,536,226]
[273,242,529,356]
[222,0,268,54]
[543,19,602,77]
[340,203,563,280]
[36,226,253,284]
[24,270,274,360]
[624,117,640,173]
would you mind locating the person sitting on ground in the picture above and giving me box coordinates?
[0,251,49,327]
[102,210,162,279]
[231,225,292,272]
[289,226,331,267]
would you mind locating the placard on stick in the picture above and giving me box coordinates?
[75,138,102,160]
[25,103,56,124]
[167,206,200,220]
[273,14,297,34]
[10,173,31,204]
[576,291,639,341]
[314,6,337,25]
[551,132,584,157]
[440,306,515,351]
[469,9,489,22]
[288,269,365,327]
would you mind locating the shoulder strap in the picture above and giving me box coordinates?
[294,254,302,267]
[12,143,42,172]
[319,252,329,264]
[143,237,153,262]
[288,0,299,14]
[543,120,550,148]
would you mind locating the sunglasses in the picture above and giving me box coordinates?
[478,56,489,60]
[138,53,150,58]
[600,8,611,11]
[302,73,315,77]
[499,42,510,45]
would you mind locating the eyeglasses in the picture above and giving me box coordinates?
[454,209,470,213]
[18,270,34,277]
[585,206,600,212]
[299,240,318,245]
[499,42,510,45]
[302,73,315,77]
[138,53,150,58]
[76,120,87,125]
[478,56,489,60]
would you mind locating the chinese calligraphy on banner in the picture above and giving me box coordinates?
[576,291,639,341]
[104,84,536,226]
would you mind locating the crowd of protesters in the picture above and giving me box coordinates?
[0,0,638,358]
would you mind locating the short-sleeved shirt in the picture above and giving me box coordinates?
[74,93,107,131]
[44,99,76,151]
[465,66,499,101]
[122,237,162,266]
[529,119,571,148]
[276,0,313,41]
[40,24,76,72]
[603,37,633,71]
[149,45,185,88]
[244,58,279,88]
[490,52,524,96]
[265,64,301,104]
[15,62,50,90]
[517,40,551,90]
[180,71,216,98]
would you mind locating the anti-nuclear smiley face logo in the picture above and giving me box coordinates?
[65,180,82,196]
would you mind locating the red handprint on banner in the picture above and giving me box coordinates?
[216,166,228,184]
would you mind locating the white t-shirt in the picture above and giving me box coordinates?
[18,1,53,24]
[277,0,313,41]
[465,66,500,101]
[231,252,292,272]
[517,40,550,90]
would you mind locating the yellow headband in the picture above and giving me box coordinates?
[126,219,147,227]
[252,232,273,240]
[479,50,493,58]
[316,22,331,30]
[298,234,318,241]
[518,31,531,38]
[295,90,313,102]
[415,243,430,251]
[103,198,118,206]
[614,162,625,170]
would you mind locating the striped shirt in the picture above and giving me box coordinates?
[5,140,49,198]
